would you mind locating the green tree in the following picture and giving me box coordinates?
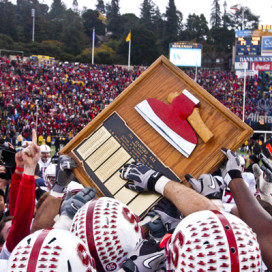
[62,9,88,56]
[16,0,35,42]
[47,0,66,41]
[117,25,159,65]
[140,0,164,54]
[162,0,179,53]
[0,1,17,40]
[49,0,66,19]
[33,3,50,42]
[229,6,259,30]
[210,0,221,28]
[210,0,223,52]
[121,13,140,35]
[95,44,116,64]
[72,0,79,13]
[106,0,123,39]
[23,41,63,58]
[183,14,209,43]
[152,6,164,35]
[96,0,105,14]
[140,0,154,27]
[152,6,164,53]
[210,26,234,53]
[82,9,105,37]
[210,1,235,53]
[176,10,183,36]
[222,0,228,28]
[165,0,178,40]
[0,34,14,49]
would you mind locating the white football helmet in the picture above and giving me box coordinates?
[165,210,262,271]
[44,163,56,189]
[8,228,97,271]
[40,144,51,153]
[70,197,144,272]
[22,141,31,148]
[40,145,51,163]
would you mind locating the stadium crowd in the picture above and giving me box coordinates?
[1,56,272,148]
[0,56,144,147]
[193,69,272,118]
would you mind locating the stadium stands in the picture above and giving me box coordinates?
[0,56,271,147]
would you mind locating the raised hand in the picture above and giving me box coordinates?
[15,151,24,169]
[185,173,224,198]
[260,153,272,182]
[61,187,97,219]
[22,129,41,176]
[220,148,242,186]
[52,155,77,193]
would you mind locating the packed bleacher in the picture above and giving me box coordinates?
[193,69,272,118]
[1,56,272,147]
[0,56,145,146]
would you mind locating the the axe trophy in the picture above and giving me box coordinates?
[135,89,214,158]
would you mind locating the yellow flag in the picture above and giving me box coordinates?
[126,31,131,42]
[98,11,107,22]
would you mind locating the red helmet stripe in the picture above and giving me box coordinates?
[85,199,104,271]
[27,229,52,272]
[212,210,240,272]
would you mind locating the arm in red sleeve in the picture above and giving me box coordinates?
[8,171,23,216]
[6,174,35,253]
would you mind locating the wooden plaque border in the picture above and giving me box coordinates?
[59,55,253,216]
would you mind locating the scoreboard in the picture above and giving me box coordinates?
[235,27,272,72]
[169,42,202,67]
[236,36,261,56]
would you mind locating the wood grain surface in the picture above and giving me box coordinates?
[60,55,253,193]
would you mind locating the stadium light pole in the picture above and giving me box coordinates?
[92,28,95,65]
[194,56,198,82]
[31,9,35,42]
[242,60,248,122]
[241,6,244,30]
[128,34,131,68]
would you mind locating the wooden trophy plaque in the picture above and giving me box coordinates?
[59,55,253,218]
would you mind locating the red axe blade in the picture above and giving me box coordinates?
[135,89,213,158]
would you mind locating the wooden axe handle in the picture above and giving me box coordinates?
[187,108,213,143]
[167,92,213,143]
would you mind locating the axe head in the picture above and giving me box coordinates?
[135,90,199,158]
